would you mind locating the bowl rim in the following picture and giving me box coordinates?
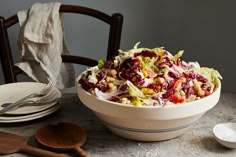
[78,84,220,109]
[77,66,221,109]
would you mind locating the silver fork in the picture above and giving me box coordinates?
[0,81,56,114]
[1,89,59,108]
[15,97,60,107]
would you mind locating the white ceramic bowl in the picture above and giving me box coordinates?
[77,75,221,141]
[213,123,236,148]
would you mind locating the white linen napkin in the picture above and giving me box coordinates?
[16,2,75,90]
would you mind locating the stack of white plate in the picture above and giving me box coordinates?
[0,82,61,123]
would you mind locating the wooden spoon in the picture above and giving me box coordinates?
[0,131,70,157]
[35,122,90,157]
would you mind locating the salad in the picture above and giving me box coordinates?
[78,43,222,107]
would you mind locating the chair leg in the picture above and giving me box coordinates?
[0,17,17,83]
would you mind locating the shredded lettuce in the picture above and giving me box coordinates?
[194,67,222,86]
[94,88,124,100]
[171,50,184,62]
[106,76,124,85]
[134,42,141,49]
[98,59,105,69]
[88,69,98,84]
[126,80,146,99]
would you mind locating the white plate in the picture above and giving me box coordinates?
[0,103,61,123]
[0,82,61,115]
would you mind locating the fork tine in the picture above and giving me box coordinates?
[38,90,58,103]
[39,81,52,94]
[40,81,55,95]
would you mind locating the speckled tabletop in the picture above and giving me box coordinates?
[0,93,236,157]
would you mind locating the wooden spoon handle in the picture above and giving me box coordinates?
[21,145,70,157]
[74,145,90,157]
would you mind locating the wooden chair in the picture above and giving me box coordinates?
[0,4,123,83]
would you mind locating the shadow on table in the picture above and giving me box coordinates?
[200,136,235,153]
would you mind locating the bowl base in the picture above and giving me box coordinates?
[104,123,192,141]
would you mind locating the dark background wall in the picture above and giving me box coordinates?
[0,0,235,92]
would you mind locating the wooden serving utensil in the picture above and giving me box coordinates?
[0,131,70,157]
[35,122,90,157]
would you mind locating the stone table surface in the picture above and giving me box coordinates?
[0,93,236,157]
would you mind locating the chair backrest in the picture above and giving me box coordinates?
[0,4,123,83]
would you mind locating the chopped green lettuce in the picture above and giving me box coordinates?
[172,50,184,62]
[194,67,222,86]
[126,80,146,99]
[98,59,105,69]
